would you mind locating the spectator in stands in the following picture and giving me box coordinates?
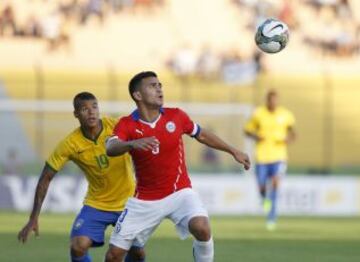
[168,45,197,78]
[132,0,164,14]
[42,10,71,52]
[80,0,104,25]
[279,0,298,30]
[196,46,221,81]
[304,21,358,57]
[201,147,221,172]
[253,51,265,74]
[58,0,80,20]
[221,50,258,85]
[2,148,22,176]
[42,11,61,51]
[253,0,276,28]
[201,127,221,172]
[335,0,353,20]
[107,0,127,13]
[23,15,42,38]
[0,4,17,36]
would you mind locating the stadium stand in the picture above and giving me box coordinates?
[0,0,360,173]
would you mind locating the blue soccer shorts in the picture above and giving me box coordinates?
[255,161,287,187]
[70,205,121,247]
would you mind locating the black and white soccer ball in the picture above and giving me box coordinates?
[255,18,289,54]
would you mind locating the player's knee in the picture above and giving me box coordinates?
[105,250,115,262]
[189,217,211,241]
[105,249,119,262]
[105,245,127,262]
[128,246,146,260]
[272,177,279,188]
[70,237,91,256]
[195,226,211,241]
[259,185,266,192]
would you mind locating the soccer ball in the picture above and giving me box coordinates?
[255,18,289,54]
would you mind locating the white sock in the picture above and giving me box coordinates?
[193,237,214,262]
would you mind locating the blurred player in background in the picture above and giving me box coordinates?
[244,89,296,230]
[18,92,146,262]
[104,71,250,262]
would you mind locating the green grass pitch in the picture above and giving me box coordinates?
[1,212,360,261]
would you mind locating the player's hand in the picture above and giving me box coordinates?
[18,218,39,243]
[276,137,292,145]
[130,136,160,151]
[233,150,251,170]
[284,136,295,144]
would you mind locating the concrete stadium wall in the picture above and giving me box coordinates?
[1,71,360,170]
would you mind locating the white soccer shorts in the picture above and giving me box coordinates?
[109,188,209,250]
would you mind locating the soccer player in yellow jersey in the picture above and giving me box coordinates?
[18,92,146,262]
[244,89,296,230]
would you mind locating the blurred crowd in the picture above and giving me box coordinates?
[232,0,360,57]
[166,46,264,85]
[1,0,359,76]
[166,0,360,83]
[0,0,164,52]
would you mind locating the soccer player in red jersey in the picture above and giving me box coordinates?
[104,71,250,262]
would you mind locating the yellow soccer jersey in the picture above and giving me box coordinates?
[46,117,135,211]
[245,106,295,164]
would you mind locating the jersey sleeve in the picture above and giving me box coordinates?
[46,139,73,172]
[177,108,201,137]
[113,117,130,141]
[106,116,119,129]
[286,110,296,128]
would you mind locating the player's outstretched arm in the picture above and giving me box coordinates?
[285,126,296,144]
[196,128,251,170]
[106,136,159,156]
[17,165,57,243]
[244,130,263,142]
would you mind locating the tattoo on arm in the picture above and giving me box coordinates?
[30,166,56,219]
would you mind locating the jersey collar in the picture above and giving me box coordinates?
[131,108,164,121]
[80,119,103,144]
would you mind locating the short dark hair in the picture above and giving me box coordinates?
[267,89,278,98]
[128,71,157,100]
[73,92,97,110]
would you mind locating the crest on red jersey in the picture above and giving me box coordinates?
[166,121,176,133]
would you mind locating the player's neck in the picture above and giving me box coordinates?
[81,120,102,140]
[267,105,277,112]
[138,106,161,123]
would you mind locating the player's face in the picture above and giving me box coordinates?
[74,99,100,128]
[138,76,164,108]
[267,93,278,111]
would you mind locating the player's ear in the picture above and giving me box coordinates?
[73,110,79,119]
[133,91,142,101]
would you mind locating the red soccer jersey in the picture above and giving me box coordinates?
[113,108,200,200]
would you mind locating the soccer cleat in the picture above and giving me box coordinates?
[263,198,272,214]
[266,221,277,231]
